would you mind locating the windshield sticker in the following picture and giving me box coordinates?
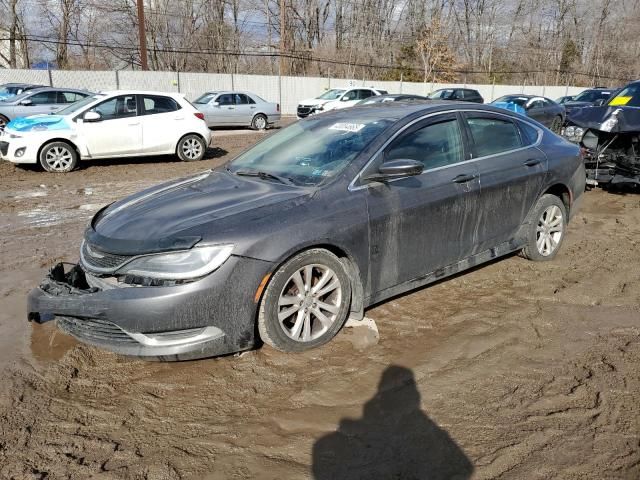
[609,96,631,106]
[329,122,366,133]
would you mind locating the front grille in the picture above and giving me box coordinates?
[0,141,8,156]
[297,106,312,117]
[57,316,138,345]
[81,241,132,272]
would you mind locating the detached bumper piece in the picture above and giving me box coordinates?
[28,263,227,361]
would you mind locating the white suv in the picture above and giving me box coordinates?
[297,88,386,118]
[0,91,212,172]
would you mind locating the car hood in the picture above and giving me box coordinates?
[298,97,334,107]
[5,114,72,133]
[86,170,312,255]
[567,105,640,133]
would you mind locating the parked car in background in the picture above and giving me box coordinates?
[491,95,565,132]
[28,102,584,360]
[357,94,428,105]
[0,91,211,172]
[0,87,92,130]
[0,83,45,101]
[297,87,387,118]
[556,95,575,104]
[562,87,614,113]
[427,88,484,103]
[193,91,280,130]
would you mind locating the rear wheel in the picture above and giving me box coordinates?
[39,141,78,173]
[258,249,352,352]
[0,115,9,131]
[550,115,563,133]
[522,194,567,261]
[251,114,268,130]
[177,134,206,162]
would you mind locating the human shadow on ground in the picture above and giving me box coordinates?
[312,365,473,480]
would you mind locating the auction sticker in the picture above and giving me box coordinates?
[329,123,366,133]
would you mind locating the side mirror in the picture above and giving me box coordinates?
[363,159,424,182]
[212,101,220,107]
[594,99,605,106]
[83,111,102,122]
[20,99,32,106]
[340,96,350,102]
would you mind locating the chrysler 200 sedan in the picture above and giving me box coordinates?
[28,102,586,360]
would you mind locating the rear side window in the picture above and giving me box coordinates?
[234,94,256,105]
[141,95,180,115]
[58,91,86,103]
[466,117,522,157]
[385,118,463,170]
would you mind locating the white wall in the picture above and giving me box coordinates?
[0,68,587,115]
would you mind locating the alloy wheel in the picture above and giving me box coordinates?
[254,116,267,129]
[44,146,74,172]
[181,137,203,160]
[536,205,564,256]
[277,264,342,342]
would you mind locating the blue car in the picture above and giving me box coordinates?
[491,95,565,132]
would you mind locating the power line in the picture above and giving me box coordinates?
[5,34,634,83]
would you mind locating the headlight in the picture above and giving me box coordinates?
[562,126,584,143]
[116,244,234,280]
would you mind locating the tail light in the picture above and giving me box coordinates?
[277,103,280,112]
[194,112,205,121]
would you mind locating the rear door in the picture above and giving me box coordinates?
[77,94,142,157]
[462,112,547,250]
[360,112,481,295]
[233,93,254,125]
[139,94,183,154]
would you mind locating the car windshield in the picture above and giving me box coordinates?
[228,116,393,186]
[607,83,640,107]
[574,90,606,102]
[317,89,345,100]
[493,96,528,107]
[193,93,218,104]
[427,89,453,100]
[56,94,103,116]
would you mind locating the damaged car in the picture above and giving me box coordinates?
[28,102,585,360]
[563,80,640,187]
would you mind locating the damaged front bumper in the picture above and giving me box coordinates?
[28,257,272,360]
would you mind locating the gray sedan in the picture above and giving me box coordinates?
[28,102,585,360]
[193,91,281,129]
[0,87,92,130]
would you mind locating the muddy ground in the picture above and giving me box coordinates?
[0,129,639,479]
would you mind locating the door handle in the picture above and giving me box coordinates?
[524,159,541,167]
[250,106,256,109]
[452,173,477,183]
[128,122,140,126]
[227,107,235,110]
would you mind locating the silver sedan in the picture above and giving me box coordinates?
[193,91,281,130]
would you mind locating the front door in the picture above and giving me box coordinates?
[78,94,142,157]
[462,113,548,250]
[360,112,481,297]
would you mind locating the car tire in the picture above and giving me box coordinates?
[258,248,352,352]
[522,194,567,261]
[0,114,9,130]
[39,141,78,173]
[251,114,268,130]
[176,134,206,162]
[550,115,563,133]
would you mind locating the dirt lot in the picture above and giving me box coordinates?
[0,130,639,479]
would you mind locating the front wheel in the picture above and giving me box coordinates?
[258,249,352,352]
[177,134,206,162]
[522,194,567,261]
[550,115,563,133]
[0,114,9,131]
[39,141,78,173]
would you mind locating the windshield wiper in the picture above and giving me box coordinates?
[234,169,295,185]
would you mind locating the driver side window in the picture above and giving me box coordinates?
[217,94,234,106]
[90,95,137,120]
[385,119,463,171]
[342,90,358,101]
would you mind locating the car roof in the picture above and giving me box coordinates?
[310,101,531,123]
[100,90,183,96]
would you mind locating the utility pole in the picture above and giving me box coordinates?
[279,0,286,76]
[137,0,149,70]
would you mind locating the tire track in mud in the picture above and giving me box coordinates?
[0,153,639,478]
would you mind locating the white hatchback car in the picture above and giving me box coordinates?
[0,91,212,172]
